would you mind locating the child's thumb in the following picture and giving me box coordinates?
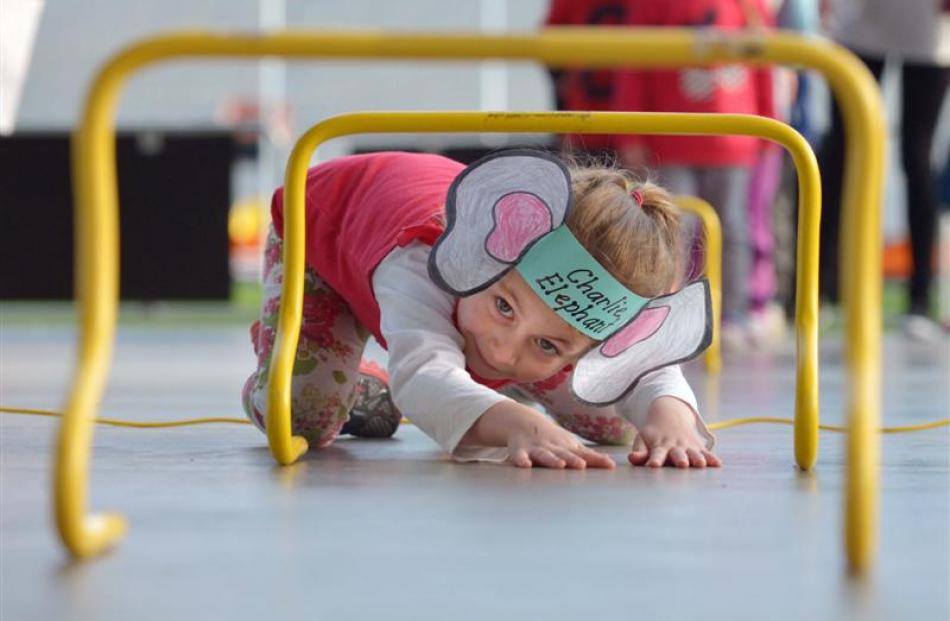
[628,435,649,465]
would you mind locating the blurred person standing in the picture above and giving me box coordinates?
[614,0,777,351]
[745,0,823,348]
[745,0,812,349]
[768,0,822,324]
[818,0,950,340]
[544,0,627,159]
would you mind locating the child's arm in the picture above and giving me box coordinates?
[375,245,506,460]
[621,366,721,468]
[375,243,612,467]
[373,254,507,461]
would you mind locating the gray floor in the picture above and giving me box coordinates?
[1,323,948,621]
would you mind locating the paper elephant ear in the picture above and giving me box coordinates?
[570,279,713,406]
[428,149,573,296]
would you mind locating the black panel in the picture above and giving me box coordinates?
[0,132,234,300]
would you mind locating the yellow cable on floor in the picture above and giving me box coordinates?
[705,416,949,434]
[0,406,251,428]
[1,406,948,434]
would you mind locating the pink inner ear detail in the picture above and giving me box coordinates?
[600,306,671,358]
[485,192,553,262]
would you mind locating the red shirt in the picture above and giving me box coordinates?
[270,152,463,345]
[614,0,776,167]
[545,0,628,152]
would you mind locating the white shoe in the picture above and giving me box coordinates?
[748,303,788,350]
[902,313,946,342]
[720,321,750,353]
[819,304,841,333]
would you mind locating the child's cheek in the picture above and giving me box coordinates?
[455,297,474,334]
[456,295,488,337]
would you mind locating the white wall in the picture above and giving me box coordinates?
[14,1,554,193]
[14,1,552,133]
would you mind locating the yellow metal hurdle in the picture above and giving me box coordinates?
[60,29,884,572]
[675,196,723,374]
[271,112,804,468]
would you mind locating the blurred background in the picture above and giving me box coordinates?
[0,1,553,309]
[1,0,948,331]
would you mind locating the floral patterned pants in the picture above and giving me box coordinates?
[242,227,637,450]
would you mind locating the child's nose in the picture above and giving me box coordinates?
[489,337,519,369]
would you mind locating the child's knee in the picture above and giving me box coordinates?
[289,387,352,448]
[293,414,348,449]
[243,377,352,449]
[242,374,267,432]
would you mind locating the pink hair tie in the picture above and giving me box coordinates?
[630,189,643,207]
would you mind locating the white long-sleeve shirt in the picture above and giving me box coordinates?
[373,242,714,462]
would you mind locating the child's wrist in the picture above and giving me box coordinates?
[647,396,697,424]
[461,400,545,447]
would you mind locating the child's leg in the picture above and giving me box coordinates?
[242,227,370,449]
[507,369,636,446]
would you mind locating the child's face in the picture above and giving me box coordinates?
[456,269,596,383]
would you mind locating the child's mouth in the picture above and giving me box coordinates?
[470,338,505,379]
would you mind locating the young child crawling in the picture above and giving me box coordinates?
[243,150,720,469]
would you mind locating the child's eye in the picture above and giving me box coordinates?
[536,338,560,356]
[495,297,514,317]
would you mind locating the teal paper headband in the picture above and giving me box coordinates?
[516,225,649,339]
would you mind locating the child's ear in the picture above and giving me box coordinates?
[570,279,712,405]
[428,150,572,296]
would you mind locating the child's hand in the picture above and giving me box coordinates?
[461,401,615,469]
[627,397,722,469]
[506,413,616,470]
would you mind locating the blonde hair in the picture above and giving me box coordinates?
[565,159,683,297]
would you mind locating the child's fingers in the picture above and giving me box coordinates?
[550,447,587,469]
[702,450,723,467]
[669,447,690,468]
[627,452,649,466]
[509,448,532,468]
[529,447,566,469]
[627,436,649,466]
[646,445,671,468]
[686,448,707,468]
[573,445,616,469]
